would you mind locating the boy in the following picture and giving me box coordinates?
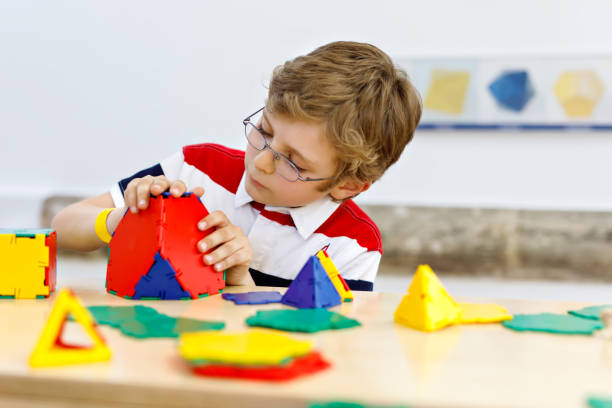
[52,41,422,291]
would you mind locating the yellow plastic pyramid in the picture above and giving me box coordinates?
[29,289,112,367]
[179,330,312,366]
[316,249,353,302]
[394,265,461,331]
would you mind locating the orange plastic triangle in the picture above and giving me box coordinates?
[29,288,111,367]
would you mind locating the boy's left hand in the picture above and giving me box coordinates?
[197,211,254,286]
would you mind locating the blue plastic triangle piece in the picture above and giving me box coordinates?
[133,252,191,300]
[281,256,341,309]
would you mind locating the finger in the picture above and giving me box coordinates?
[169,180,187,197]
[150,176,171,196]
[124,179,139,212]
[197,225,239,254]
[201,237,244,266]
[190,186,205,197]
[212,249,252,272]
[135,177,155,210]
[198,210,230,231]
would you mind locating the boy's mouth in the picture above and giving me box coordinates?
[248,174,268,190]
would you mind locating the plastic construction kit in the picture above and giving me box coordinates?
[281,255,342,309]
[85,305,224,339]
[0,228,56,299]
[179,331,312,366]
[179,331,330,381]
[502,313,604,335]
[246,309,361,333]
[316,248,354,302]
[190,351,330,382]
[29,289,111,367]
[106,193,224,299]
[222,291,283,305]
[394,264,512,332]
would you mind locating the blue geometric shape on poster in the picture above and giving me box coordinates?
[488,70,534,112]
[281,256,341,309]
[133,252,191,300]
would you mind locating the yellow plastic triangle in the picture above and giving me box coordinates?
[316,249,354,302]
[179,330,312,366]
[29,289,112,367]
[394,265,461,332]
[457,302,513,324]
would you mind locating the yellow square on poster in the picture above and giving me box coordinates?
[424,69,471,114]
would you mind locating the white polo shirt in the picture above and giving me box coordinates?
[110,143,381,291]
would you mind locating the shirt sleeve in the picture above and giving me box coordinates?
[333,249,381,291]
[109,150,185,208]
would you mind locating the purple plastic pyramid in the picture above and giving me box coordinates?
[280,256,341,309]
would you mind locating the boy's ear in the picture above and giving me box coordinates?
[329,178,372,201]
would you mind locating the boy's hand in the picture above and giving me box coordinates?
[197,211,254,286]
[124,175,204,213]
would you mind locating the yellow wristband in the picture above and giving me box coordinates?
[95,208,115,244]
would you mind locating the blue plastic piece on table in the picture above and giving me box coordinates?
[133,252,191,300]
[221,291,283,305]
[281,256,341,309]
[488,70,534,112]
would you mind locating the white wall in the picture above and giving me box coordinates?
[2,0,612,227]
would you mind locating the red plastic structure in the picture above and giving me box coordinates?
[190,351,330,381]
[106,194,224,299]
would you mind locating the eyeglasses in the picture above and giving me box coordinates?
[243,107,334,182]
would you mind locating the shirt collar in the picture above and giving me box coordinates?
[234,173,340,240]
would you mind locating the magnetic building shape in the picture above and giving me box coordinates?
[0,228,56,299]
[488,70,535,112]
[29,289,111,367]
[281,256,342,309]
[316,248,353,302]
[106,193,224,299]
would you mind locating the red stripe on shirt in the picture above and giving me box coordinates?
[315,200,382,254]
[183,143,245,194]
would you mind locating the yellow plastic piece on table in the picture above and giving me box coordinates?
[29,289,112,367]
[424,69,471,114]
[316,249,353,302]
[394,264,461,332]
[179,331,312,366]
[0,233,49,299]
[457,302,513,324]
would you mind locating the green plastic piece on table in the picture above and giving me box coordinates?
[568,305,612,321]
[309,402,410,408]
[85,305,224,338]
[0,228,54,237]
[36,295,47,299]
[587,397,612,408]
[502,313,603,335]
[246,309,361,333]
[0,296,15,299]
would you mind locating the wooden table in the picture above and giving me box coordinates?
[1,283,611,408]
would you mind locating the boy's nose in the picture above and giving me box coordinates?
[253,148,276,175]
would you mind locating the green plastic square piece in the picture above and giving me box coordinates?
[587,397,612,408]
[246,309,361,333]
[568,305,612,321]
[86,305,224,339]
[502,313,604,335]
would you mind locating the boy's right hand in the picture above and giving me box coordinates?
[123,175,204,213]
